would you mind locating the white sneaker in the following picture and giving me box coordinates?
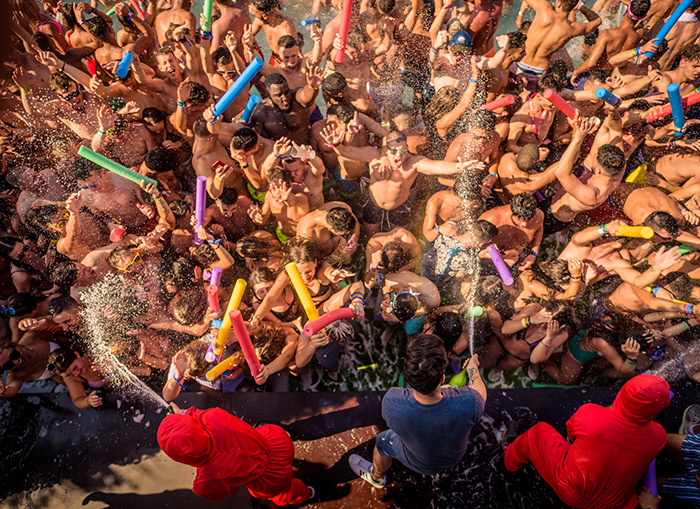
[348,454,386,488]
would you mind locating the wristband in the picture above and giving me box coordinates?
[521,317,529,329]
[431,47,439,54]
[177,100,186,110]
[20,88,32,95]
[683,321,691,330]
[239,162,249,168]
[598,224,608,236]
[469,78,477,84]
[518,10,525,15]
[624,357,637,366]
[201,30,212,39]
[98,129,108,135]
[434,225,439,233]
[529,250,538,257]
[489,172,498,177]
[633,47,641,57]
[309,85,318,90]
[251,316,261,326]
[208,238,223,246]
[172,375,186,390]
[684,304,694,314]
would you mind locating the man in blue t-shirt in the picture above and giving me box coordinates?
[349,333,486,487]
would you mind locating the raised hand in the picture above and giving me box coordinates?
[567,257,583,278]
[247,204,264,224]
[328,268,354,283]
[495,34,509,51]
[305,65,324,90]
[621,338,640,360]
[37,50,60,68]
[224,31,238,51]
[346,112,362,138]
[96,104,115,131]
[120,100,140,116]
[320,125,343,147]
[12,67,34,89]
[176,78,191,103]
[138,179,159,197]
[203,104,222,123]
[273,137,293,158]
[653,245,682,270]
[530,307,552,324]
[65,191,82,213]
[242,24,255,49]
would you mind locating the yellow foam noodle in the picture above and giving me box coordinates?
[625,163,647,184]
[616,225,654,239]
[285,262,319,321]
[214,279,247,355]
[205,351,244,381]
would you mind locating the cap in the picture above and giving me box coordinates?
[449,31,472,52]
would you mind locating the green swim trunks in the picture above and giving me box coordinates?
[247,183,267,203]
[275,225,289,245]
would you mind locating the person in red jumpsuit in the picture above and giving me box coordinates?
[157,404,313,505]
[504,374,670,509]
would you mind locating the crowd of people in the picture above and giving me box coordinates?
[2,0,700,505]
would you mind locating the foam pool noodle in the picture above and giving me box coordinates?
[676,244,695,255]
[214,279,247,355]
[644,459,658,495]
[229,310,262,383]
[595,87,620,106]
[335,0,353,63]
[212,57,264,119]
[482,95,515,111]
[205,350,244,381]
[194,176,207,245]
[667,83,685,135]
[116,51,134,79]
[645,91,700,122]
[616,225,654,239]
[241,95,261,125]
[542,89,576,119]
[644,0,695,57]
[128,0,145,19]
[207,266,222,313]
[301,17,320,26]
[285,262,319,322]
[203,0,214,31]
[486,244,514,286]
[625,163,648,184]
[303,307,356,337]
[78,145,157,187]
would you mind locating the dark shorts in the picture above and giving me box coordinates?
[543,205,570,237]
[375,429,439,476]
[309,105,323,126]
[363,187,417,230]
[314,340,343,370]
[332,165,363,197]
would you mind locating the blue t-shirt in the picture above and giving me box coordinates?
[381,386,485,474]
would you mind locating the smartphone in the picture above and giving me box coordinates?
[211,160,226,171]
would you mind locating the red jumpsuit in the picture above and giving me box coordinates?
[505,374,670,509]
[157,407,311,505]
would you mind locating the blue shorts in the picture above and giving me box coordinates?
[314,340,343,370]
[375,429,437,476]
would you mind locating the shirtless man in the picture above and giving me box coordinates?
[364,227,422,287]
[322,0,362,57]
[255,31,323,90]
[204,187,255,242]
[479,192,544,268]
[379,271,441,329]
[154,0,196,46]
[423,172,484,242]
[296,202,361,265]
[515,0,600,84]
[170,80,212,142]
[485,31,527,101]
[429,30,474,92]
[572,0,650,77]
[497,143,560,201]
[249,167,310,241]
[0,335,63,398]
[250,69,323,145]
[651,44,700,96]
[322,130,482,236]
[92,106,156,168]
[249,0,296,61]
[548,116,624,235]
[134,47,191,113]
[206,37,252,118]
[657,4,700,71]
[192,118,246,198]
[457,0,504,56]
[84,5,154,66]
[13,68,107,141]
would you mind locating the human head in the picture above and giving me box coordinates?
[554,0,578,13]
[678,45,700,82]
[535,74,562,111]
[49,71,84,108]
[216,187,239,218]
[50,261,96,288]
[142,107,166,134]
[392,290,419,322]
[326,207,356,236]
[468,109,496,146]
[445,18,464,36]
[46,347,82,377]
[108,246,145,273]
[381,241,409,273]
[432,312,463,355]
[611,374,669,423]
[627,0,651,21]
[143,147,175,175]
[473,220,498,245]
[155,47,183,81]
[230,127,259,158]
[193,117,216,142]
[184,82,209,112]
[264,73,292,112]
[403,334,447,395]
[643,211,679,238]
[3,293,37,317]
[251,0,279,19]
[48,294,80,331]
[322,72,347,105]
[517,144,540,171]
[449,31,472,59]
[83,16,111,41]
[277,35,301,70]
[595,144,625,176]
[510,193,537,224]
[35,204,69,233]
[505,31,526,63]
[385,130,409,167]
[286,239,320,284]
[423,85,459,120]
[326,102,356,132]
[249,267,276,301]
[212,46,236,81]
[164,257,199,294]
[173,287,206,325]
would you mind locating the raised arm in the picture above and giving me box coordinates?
[57,192,83,257]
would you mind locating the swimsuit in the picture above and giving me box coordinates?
[568,329,602,364]
[496,327,543,362]
[363,186,418,230]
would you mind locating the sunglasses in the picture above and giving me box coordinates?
[217,69,237,77]
[14,243,30,262]
[1,347,21,371]
[117,251,141,272]
[79,173,102,190]
[0,306,16,316]
[46,352,68,375]
[388,147,407,156]
[62,90,81,102]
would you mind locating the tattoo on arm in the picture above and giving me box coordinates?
[467,367,477,385]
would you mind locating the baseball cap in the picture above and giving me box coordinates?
[450,31,472,52]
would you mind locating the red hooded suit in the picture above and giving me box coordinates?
[505,374,670,509]
[157,407,311,505]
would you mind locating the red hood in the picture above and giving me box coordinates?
[612,374,670,424]
[157,413,212,467]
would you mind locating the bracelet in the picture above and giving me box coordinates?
[309,85,318,90]
[239,162,249,168]
[521,317,529,329]
[172,375,186,390]
[351,293,365,303]
[489,172,498,177]
[518,10,525,15]
[570,276,582,280]
[541,342,553,348]
[20,88,32,95]
[598,224,608,236]
[177,100,186,110]
[684,304,694,314]
[469,78,477,84]
[202,30,212,39]
[434,225,439,233]
[251,316,261,325]
[633,47,641,57]
[624,357,637,366]
[98,129,108,135]
[529,250,538,257]
[208,238,223,246]
[430,47,439,54]
[324,142,339,148]
[683,321,691,330]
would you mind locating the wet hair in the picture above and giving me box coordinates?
[252,0,279,12]
[629,0,651,18]
[73,158,99,181]
[267,167,290,187]
[680,44,700,64]
[596,144,625,176]
[48,294,79,317]
[231,127,258,152]
[393,292,418,322]
[559,0,578,13]
[35,204,60,227]
[187,82,210,107]
[454,171,484,202]
[644,211,679,236]
[145,147,175,173]
[173,286,207,325]
[424,86,459,120]
[381,241,409,272]
[50,262,78,288]
[584,28,599,46]
[169,199,190,217]
[6,293,37,316]
[264,73,288,90]
[278,34,298,49]
[510,193,537,221]
[473,220,498,243]
[322,72,347,101]
[684,123,700,140]
[193,118,213,139]
[507,31,526,50]
[237,234,281,260]
[628,99,651,112]
[191,242,218,267]
[249,267,276,289]
[286,238,321,265]
[386,130,407,145]
[212,46,233,66]
[377,0,395,14]
[661,272,700,304]
[536,72,563,94]
[84,16,110,40]
[217,187,239,206]
[433,312,463,355]
[587,68,609,84]
[445,18,464,33]
[179,340,210,377]
[530,260,571,294]
[32,31,52,51]
[49,71,77,93]
[167,258,199,291]
[326,207,356,234]
[47,347,78,375]
[59,3,79,29]
[468,109,496,131]
[327,102,356,124]
[142,107,166,124]
[108,246,135,269]
[517,144,540,171]
[165,22,185,43]
[403,334,447,394]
